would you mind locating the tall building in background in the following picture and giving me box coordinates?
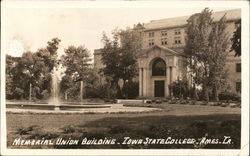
[94,9,241,98]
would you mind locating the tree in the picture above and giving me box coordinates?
[60,45,92,99]
[208,15,230,101]
[38,37,61,71]
[47,38,61,56]
[6,38,61,99]
[185,8,230,101]
[83,69,112,98]
[101,27,142,98]
[9,51,46,99]
[184,9,213,101]
[6,55,20,99]
[231,19,241,57]
[170,79,189,99]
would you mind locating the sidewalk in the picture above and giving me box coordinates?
[6,104,160,114]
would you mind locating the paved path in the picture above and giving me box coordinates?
[5,103,240,115]
[6,104,160,114]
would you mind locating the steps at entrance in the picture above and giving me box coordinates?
[117,99,144,104]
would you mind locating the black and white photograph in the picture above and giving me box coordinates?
[1,1,249,155]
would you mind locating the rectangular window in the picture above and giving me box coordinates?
[185,36,187,42]
[174,29,181,35]
[149,32,154,38]
[161,38,168,45]
[236,82,241,93]
[148,39,154,46]
[184,28,188,34]
[161,31,167,36]
[236,63,241,72]
[174,37,181,44]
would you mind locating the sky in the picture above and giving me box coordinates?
[2,2,238,58]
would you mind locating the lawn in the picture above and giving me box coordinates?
[7,108,241,149]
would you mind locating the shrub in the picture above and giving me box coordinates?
[15,125,39,135]
[109,125,131,134]
[218,91,240,101]
[32,86,43,99]
[13,87,25,99]
[85,83,106,98]
[67,84,80,100]
[28,131,59,140]
[122,81,139,99]
[60,125,76,134]
[41,90,50,99]
[85,83,118,99]
[169,80,189,99]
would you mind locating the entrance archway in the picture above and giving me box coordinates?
[152,58,166,76]
[151,58,166,97]
[138,45,180,98]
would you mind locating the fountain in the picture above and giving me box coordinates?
[6,67,158,112]
[49,67,61,111]
[6,64,159,113]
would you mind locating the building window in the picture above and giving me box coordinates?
[152,58,166,76]
[185,36,188,42]
[236,63,241,72]
[174,29,181,35]
[148,39,154,46]
[184,28,188,34]
[236,82,241,93]
[149,32,154,37]
[161,38,168,45]
[174,37,182,44]
[161,30,167,36]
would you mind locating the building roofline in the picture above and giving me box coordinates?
[144,18,240,32]
[94,48,103,55]
[144,9,241,31]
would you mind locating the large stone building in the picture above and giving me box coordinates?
[94,9,241,98]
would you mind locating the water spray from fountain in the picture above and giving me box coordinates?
[49,65,64,110]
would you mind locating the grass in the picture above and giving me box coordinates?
[7,112,240,149]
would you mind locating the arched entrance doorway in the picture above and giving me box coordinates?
[151,58,166,97]
[138,45,181,98]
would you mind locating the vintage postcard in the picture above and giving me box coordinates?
[1,1,249,155]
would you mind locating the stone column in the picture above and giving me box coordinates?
[142,68,147,97]
[172,66,177,82]
[146,67,151,97]
[165,68,168,97]
[166,66,170,97]
[169,66,173,98]
[139,68,143,96]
